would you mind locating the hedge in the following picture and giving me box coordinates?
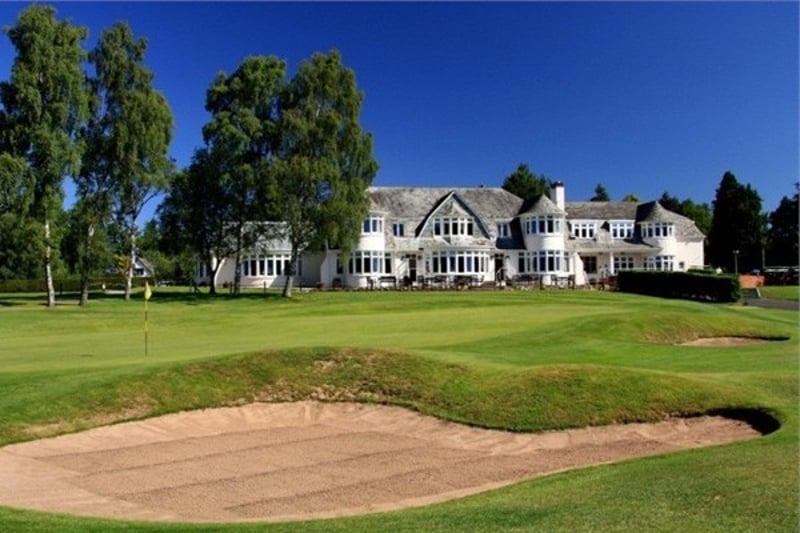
[616,271,740,303]
[0,276,153,294]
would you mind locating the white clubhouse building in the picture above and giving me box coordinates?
[198,182,705,290]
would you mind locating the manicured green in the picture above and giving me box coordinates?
[761,285,800,301]
[0,289,797,531]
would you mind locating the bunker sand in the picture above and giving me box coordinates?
[0,401,760,523]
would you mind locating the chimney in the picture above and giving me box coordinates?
[550,181,565,210]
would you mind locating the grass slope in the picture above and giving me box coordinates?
[0,289,797,531]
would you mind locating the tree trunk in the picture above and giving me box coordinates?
[233,227,243,296]
[233,248,242,296]
[124,230,135,301]
[44,216,56,308]
[206,258,217,296]
[79,223,94,307]
[282,247,298,298]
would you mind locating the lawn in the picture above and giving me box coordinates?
[0,288,797,531]
[761,285,800,301]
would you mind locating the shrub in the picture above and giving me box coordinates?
[617,271,740,302]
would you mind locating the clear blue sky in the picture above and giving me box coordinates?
[0,2,797,222]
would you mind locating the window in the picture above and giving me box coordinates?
[362,215,383,234]
[497,223,510,238]
[571,222,596,239]
[524,216,563,235]
[432,217,474,237]
[613,256,635,271]
[645,255,674,271]
[349,251,391,275]
[518,251,567,273]
[392,223,405,237]
[610,222,634,239]
[428,251,490,274]
[641,222,674,239]
[240,254,301,277]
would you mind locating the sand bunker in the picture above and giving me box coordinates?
[0,401,760,523]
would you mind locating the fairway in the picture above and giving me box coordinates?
[0,289,797,532]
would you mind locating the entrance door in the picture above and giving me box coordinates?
[408,256,418,282]
[494,255,505,281]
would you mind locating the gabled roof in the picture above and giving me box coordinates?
[521,194,565,216]
[367,187,523,220]
[416,190,492,238]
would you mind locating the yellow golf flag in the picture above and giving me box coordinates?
[144,281,152,301]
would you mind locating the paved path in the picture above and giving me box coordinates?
[743,298,798,311]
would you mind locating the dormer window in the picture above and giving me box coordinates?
[433,217,474,237]
[497,223,510,238]
[392,223,405,237]
[610,222,634,239]
[524,215,562,235]
[641,222,674,238]
[571,222,596,239]
[362,215,383,234]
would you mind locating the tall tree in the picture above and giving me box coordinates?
[501,163,548,203]
[0,5,88,306]
[159,152,239,295]
[708,171,765,272]
[88,22,173,300]
[766,191,799,267]
[201,55,285,295]
[590,183,610,202]
[276,50,378,297]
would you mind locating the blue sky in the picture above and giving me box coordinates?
[0,2,797,222]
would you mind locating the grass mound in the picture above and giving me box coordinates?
[0,348,768,445]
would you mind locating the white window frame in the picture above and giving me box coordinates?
[524,215,563,235]
[613,256,636,271]
[362,215,384,234]
[571,222,597,239]
[609,221,635,239]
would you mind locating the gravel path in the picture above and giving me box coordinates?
[0,401,761,523]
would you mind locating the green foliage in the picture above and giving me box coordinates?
[708,171,765,272]
[617,270,741,302]
[659,191,712,235]
[86,22,173,300]
[766,193,799,267]
[501,163,549,203]
[621,193,639,202]
[590,183,610,201]
[276,50,378,296]
[0,5,89,306]
[201,55,286,294]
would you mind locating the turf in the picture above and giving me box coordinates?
[761,285,800,301]
[0,288,797,531]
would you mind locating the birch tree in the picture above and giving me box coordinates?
[88,22,172,300]
[276,51,378,297]
[0,5,88,306]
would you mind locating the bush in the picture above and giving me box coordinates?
[617,271,740,303]
[0,276,154,294]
